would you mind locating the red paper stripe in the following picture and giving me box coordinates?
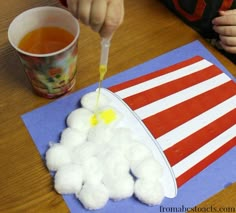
[123,65,221,110]
[142,81,236,138]
[176,138,236,187]
[109,56,204,93]
[164,109,236,166]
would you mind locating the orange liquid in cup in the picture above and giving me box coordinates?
[18,26,75,54]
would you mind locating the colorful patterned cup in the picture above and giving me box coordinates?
[8,6,80,98]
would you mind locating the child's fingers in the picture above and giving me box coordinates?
[220,35,236,46]
[219,40,236,54]
[213,10,236,54]
[90,0,107,33]
[219,9,236,16]
[99,0,124,38]
[66,0,124,38]
[67,0,78,17]
[212,14,236,26]
[78,0,92,25]
[213,25,236,36]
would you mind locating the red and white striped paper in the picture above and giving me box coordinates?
[109,56,236,188]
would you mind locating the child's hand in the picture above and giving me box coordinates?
[212,9,236,54]
[67,0,124,38]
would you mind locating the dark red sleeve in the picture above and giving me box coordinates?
[59,0,67,7]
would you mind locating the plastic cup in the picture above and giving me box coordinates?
[8,6,80,98]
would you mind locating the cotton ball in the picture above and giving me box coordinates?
[134,178,165,206]
[103,174,134,200]
[87,123,113,144]
[95,143,113,160]
[71,142,98,164]
[66,108,93,132]
[131,157,163,180]
[81,91,110,112]
[81,156,103,184]
[110,141,135,157]
[60,127,87,148]
[109,128,135,154]
[76,182,109,210]
[54,164,83,194]
[45,143,71,171]
[101,150,130,177]
[111,128,134,143]
[126,142,152,168]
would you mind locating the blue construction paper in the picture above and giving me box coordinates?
[22,40,236,213]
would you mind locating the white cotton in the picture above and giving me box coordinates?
[60,127,87,148]
[126,142,152,168]
[131,157,163,180]
[109,128,135,154]
[103,174,134,200]
[101,150,133,200]
[66,108,93,132]
[111,128,134,143]
[71,142,98,164]
[46,90,167,210]
[45,143,71,171]
[95,143,113,160]
[81,156,103,184]
[76,182,109,210]
[81,91,110,112]
[101,150,130,178]
[54,164,83,194]
[134,178,165,206]
[87,123,113,144]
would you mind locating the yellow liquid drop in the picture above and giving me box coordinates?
[99,64,107,81]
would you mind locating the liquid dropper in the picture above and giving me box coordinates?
[96,37,111,109]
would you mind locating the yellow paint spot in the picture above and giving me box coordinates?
[100,109,117,124]
[90,114,98,126]
[89,109,117,126]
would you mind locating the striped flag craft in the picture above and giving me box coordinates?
[21,42,236,212]
[105,55,236,196]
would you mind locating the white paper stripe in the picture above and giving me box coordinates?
[135,73,231,119]
[172,125,236,178]
[157,95,236,150]
[116,59,212,98]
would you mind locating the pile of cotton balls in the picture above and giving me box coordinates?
[45,91,165,210]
